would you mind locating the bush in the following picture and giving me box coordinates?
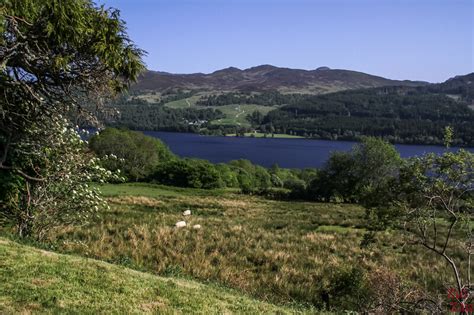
[229,159,273,194]
[319,265,372,311]
[150,159,223,189]
[283,178,307,199]
[215,164,239,188]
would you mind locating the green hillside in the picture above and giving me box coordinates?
[0,238,313,314]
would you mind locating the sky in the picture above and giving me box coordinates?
[97,0,473,82]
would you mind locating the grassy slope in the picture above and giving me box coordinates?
[209,104,275,127]
[97,182,235,198]
[165,95,203,109]
[0,238,313,314]
[30,183,463,310]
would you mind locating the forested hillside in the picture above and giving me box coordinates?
[261,79,474,145]
[105,105,224,132]
[426,73,474,101]
[106,73,474,146]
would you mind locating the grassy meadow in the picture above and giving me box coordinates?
[3,183,461,312]
[0,238,311,314]
[225,132,304,139]
[164,95,204,109]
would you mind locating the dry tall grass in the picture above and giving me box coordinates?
[41,185,465,312]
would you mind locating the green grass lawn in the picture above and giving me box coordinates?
[96,182,235,198]
[0,238,313,314]
[226,132,303,139]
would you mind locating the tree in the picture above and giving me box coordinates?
[215,163,239,188]
[0,0,144,238]
[228,159,273,194]
[309,151,355,202]
[89,128,174,181]
[246,110,264,126]
[309,137,401,203]
[365,148,474,312]
[403,151,472,311]
[351,137,402,205]
[254,165,272,192]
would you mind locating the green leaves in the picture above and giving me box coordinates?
[1,0,145,238]
[444,126,454,148]
[364,147,473,297]
[4,0,145,92]
[310,137,401,204]
[89,128,174,182]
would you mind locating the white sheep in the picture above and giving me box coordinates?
[183,209,191,216]
[192,224,201,230]
[175,221,186,228]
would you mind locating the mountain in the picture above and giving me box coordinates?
[132,65,428,94]
[426,72,474,102]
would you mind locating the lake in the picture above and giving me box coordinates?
[141,131,474,169]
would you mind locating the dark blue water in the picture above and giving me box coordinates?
[143,131,473,169]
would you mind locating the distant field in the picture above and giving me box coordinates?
[164,94,204,109]
[25,183,461,310]
[226,132,303,139]
[98,182,235,198]
[163,94,277,127]
[210,104,275,127]
[136,92,162,103]
[119,90,283,129]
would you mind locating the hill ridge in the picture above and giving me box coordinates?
[134,64,429,94]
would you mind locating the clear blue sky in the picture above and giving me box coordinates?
[97,0,473,82]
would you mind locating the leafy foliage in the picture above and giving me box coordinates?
[308,137,401,203]
[0,0,144,238]
[150,159,224,189]
[89,128,174,181]
[0,125,121,239]
[365,148,473,309]
[228,159,273,194]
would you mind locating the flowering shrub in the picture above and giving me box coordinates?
[1,119,125,239]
